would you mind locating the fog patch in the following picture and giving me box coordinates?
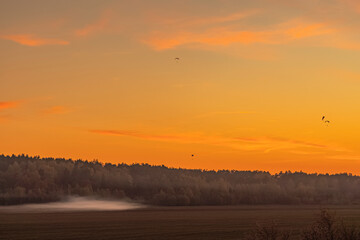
[0,196,145,212]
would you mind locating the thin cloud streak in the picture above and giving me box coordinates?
[338,0,360,13]
[327,155,360,161]
[42,106,71,115]
[90,129,188,141]
[0,101,20,110]
[148,10,259,28]
[144,20,334,50]
[0,115,11,123]
[194,111,255,118]
[90,129,336,153]
[1,35,69,46]
[75,10,113,37]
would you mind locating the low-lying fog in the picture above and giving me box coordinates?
[0,197,145,212]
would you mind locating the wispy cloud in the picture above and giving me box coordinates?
[255,136,327,153]
[190,10,259,26]
[287,150,323,155]
[144,19,334,50]
[148,10,259,28]
[90,129,336,153]
[90,129,189,141]
[0,101,20,110]
[0,114,11,123]
[194,111,255,118]
[0,101,21,123]
[338,0,360,13]
[140,6,360,52]
[327,154,360,161]
[1,35,69,46]
[283,20,333,39]
[42,106,71,115]
[75,10,113,37]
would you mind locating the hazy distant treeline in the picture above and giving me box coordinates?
[1,154,360,206]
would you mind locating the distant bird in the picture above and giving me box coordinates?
[175,57,180,62]
[322,116,331,126]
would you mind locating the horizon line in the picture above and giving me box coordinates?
[2,153,358,177]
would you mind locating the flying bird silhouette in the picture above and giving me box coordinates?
[322,116,331,126]
[175,57,180,61]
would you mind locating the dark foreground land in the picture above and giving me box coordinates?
[1,206,360,240]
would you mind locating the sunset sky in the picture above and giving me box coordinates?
[2,0,360,173]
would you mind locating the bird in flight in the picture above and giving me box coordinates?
[322,116,331,126]
[175,57,180,62]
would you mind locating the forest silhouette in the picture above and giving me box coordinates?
[1,154,360,206]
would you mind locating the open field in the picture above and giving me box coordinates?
[1,206,360,240]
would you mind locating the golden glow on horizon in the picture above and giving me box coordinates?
[1,0,360,173]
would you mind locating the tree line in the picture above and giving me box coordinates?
[0,154,360,206]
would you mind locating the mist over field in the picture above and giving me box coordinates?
[0,196,144,212]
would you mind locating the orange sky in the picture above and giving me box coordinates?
[1,0,360,173]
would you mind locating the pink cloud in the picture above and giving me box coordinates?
[0,101,20,110]
[143,19,334,50]
[1,35,69,46]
